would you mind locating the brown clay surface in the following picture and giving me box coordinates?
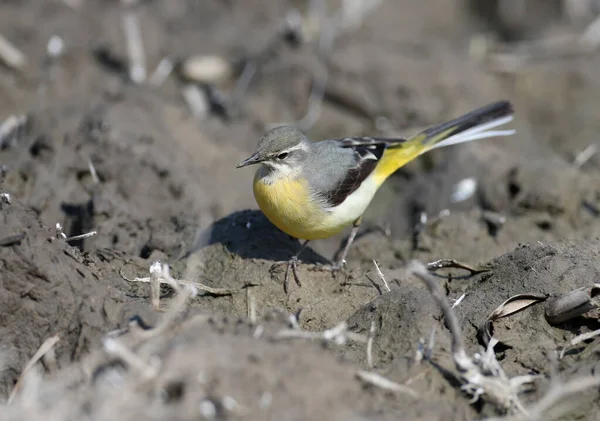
[1,1,599,420]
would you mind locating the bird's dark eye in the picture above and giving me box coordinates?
[277,152,289,160]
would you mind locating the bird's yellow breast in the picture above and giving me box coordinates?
[253,168,348,240]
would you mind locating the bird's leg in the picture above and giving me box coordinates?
[270,240,309,293]
[332,216,362,271]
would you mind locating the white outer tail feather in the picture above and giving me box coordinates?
[426,115,515,153]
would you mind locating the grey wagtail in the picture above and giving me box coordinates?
[237,101,515,290]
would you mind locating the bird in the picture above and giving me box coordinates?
[237,101,515,291]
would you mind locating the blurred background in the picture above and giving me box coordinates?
[0,0,599,261]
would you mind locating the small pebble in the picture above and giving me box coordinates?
[450,177,477,203]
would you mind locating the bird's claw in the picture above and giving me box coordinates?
[270,255,302,294]
[314,259,346,274]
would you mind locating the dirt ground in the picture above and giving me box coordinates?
[1,0,600,420]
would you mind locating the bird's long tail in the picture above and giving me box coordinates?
[374,101,515,183]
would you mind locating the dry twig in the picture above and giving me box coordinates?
[427,259,489,276]
[355,371,418,398]
[276,321,367,345]
[0,114,27,150]
[120,261,235,309]
[0,33,26,70]
[102,337,158,380]
[366,321,376,369]
[485,375,600,421]
[8,334,60,404]
[121,0,146,84]
[149,57,174,86]
[65,230,97,243]
[372,260,391,292]
[408,261,535,413]
[573,143,598,168]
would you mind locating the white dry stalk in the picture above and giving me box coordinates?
[414,337,425,364]
[87,158,99,184]
[65,230,97,242]
[276,321,367,345]
[355,370,418,398]
[426,327,436,361]
[221,395,241,413]
[580,14,600,48]
[339,0,383,31]
[408,261,534,414]
[253,325,265,339]
[121,261,232,310]
[372,260,391,292]
[452,293,467,309]
[288,313,301,330]
[123,262,201,331]
[8,334,60,404]
[0,114,27,149]
[149,260,162,308]
[102,337,158,381]
[573,143,598,168]
[366,321,376,368]
[252,325,265,339]
[181,84,210,120]
[148,57,174,86]
[247,288,256,324]
[55,223,67,239]
[121,0,146,84]
[570,327,600,346]
[0,33,26,70]
[485,375,600,421]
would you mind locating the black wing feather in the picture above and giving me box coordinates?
[323,137,406,207]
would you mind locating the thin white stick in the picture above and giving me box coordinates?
[367,321,375,368]
[247,288,256,324]
[573,144,597,168]
[570,328,600,346]
[356,371,418,398]
[452,293,467,309]
[0,33,26,70]
[149,57,174,86]
[65,230,97,242]
[8,334,60,404]
[102,337,157,380]
[372,260,391,292]
[181,84,210,120]
[122,0,146,84]
[87,158,99,184]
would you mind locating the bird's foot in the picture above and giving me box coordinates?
[314,259,346,275]
[270,255,301,294]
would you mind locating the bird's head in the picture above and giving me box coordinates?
[236,126,309,172]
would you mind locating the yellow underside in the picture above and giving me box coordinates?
[253,171,340,240]
[253,142,428,240]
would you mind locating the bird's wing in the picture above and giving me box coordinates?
[312,101,515,208]
[317,137,406,208]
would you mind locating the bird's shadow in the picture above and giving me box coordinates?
[183,209,329,265]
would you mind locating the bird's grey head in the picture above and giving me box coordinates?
[236,126,310,171]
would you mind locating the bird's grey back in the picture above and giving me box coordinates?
[302,139,357,202]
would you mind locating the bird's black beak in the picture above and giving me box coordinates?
[236,152,261,168]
